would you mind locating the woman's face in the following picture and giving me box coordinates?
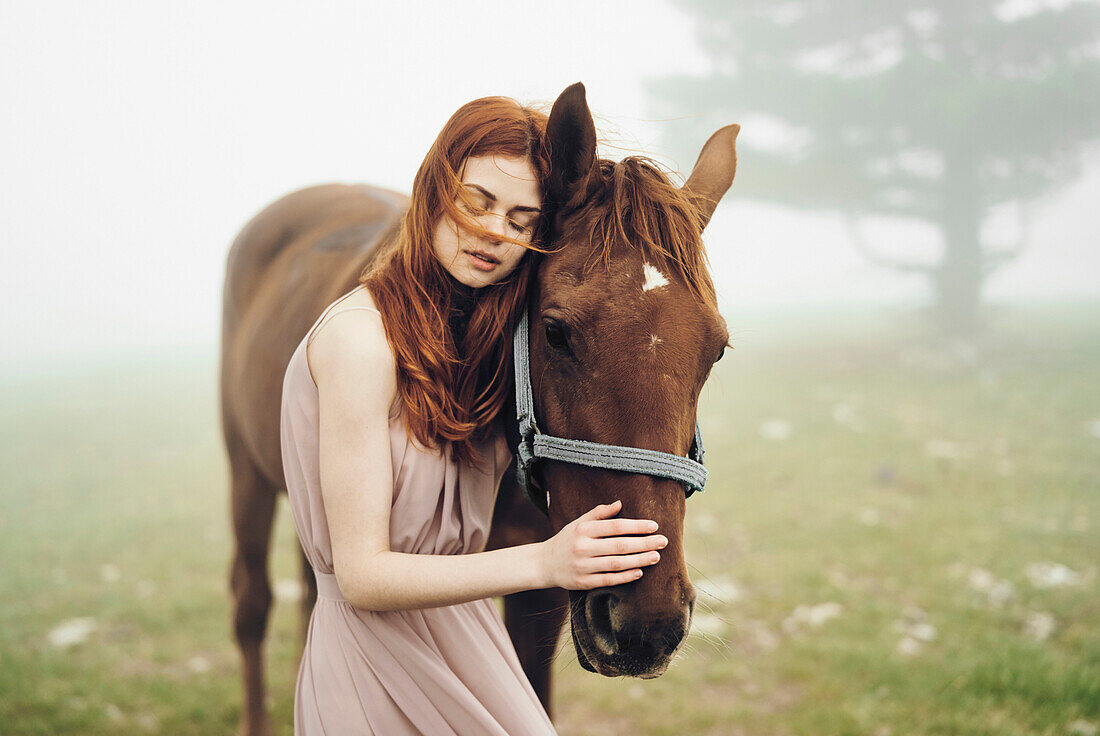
[432,154,541,288]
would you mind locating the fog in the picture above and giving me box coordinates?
[3,0,1097,363]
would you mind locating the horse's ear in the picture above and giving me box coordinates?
[546,82,599,209]
[683,124,740,231]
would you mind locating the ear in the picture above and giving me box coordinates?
[546,82,599,209]
[683,124,740,230]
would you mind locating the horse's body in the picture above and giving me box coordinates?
[220,83,736,735]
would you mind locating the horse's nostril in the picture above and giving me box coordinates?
[586,590,620,655]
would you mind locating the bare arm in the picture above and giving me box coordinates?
[309,309,666,612]
[310,310,550,611]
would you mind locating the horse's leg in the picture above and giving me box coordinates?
[298,545,317,648]
[227,434,279,736]
[503,587,569,719]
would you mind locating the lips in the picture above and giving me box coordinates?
[466,250,499,264]
[465,250,501,273]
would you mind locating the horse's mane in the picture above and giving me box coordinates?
[577,156,716,305]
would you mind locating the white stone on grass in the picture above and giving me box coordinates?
[134,712,159,732]
[968,567,996,591]
[1024,562,1082,589]
[893,608,937,643]
[47,617,97,648]
[1023,611,1056,642]
[896,636,923,656]
[690,612,729,637]
[275,578,304,602]
[965,566,1016,607]
[857,507,881,526]
[987,580,1016,608]
[187,655,212,674]
[1068,719,1098,736]
[759,419,792,441]
[694,576,742,604]
[690,511,718,534]
[925,439,964,459]
[782,602,842,634]
[832,403,856,425]
[832,403,866,431]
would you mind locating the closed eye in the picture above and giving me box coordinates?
[461,200,488,216]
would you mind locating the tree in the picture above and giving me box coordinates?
[649,0,1100,338]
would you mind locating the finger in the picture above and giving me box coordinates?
[586,517,660,538]
[580,550,660,574]
[582,500,622,520]
[589,535,667,557]
[583,569,645,589]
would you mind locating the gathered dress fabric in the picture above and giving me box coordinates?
[280,285,557,735]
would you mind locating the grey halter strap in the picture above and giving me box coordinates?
[512,305,707,515]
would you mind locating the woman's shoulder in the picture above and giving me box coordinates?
[306,288,396,399]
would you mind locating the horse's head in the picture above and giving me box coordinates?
[527,83,738,678]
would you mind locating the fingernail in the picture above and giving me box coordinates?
[635,569,644,578]
[648,521,659,532]
[658,536,668,548]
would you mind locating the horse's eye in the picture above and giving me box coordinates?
[716,346,726,363]
[544,321,570,353]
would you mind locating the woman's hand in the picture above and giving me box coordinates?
[538,500,668,590]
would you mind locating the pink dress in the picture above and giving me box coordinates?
[280,285,556,735]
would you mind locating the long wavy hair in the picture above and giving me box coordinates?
[360,97,550,466]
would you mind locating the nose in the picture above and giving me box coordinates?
[480,212,509,243]
[586,590,686,661]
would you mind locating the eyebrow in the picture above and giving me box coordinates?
[464,184,541,214]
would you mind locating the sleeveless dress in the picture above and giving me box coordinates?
[280,285,557,735]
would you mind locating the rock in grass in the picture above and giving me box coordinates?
[275,578,304,602]
[1024,562,1082,589]
[47,617,97,648]
[1023,611,1056,642]
[781,602,842,634]
[1067,720,1097,736]
[759,419,792,441]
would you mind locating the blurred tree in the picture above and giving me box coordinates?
[650,0,1100,338]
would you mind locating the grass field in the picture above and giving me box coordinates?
[1,300,1097,735]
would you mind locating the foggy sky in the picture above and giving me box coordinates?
[2,0,1097,362]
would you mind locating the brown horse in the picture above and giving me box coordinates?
[219,82,737,735]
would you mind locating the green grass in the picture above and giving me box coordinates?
[2,300,1098,735]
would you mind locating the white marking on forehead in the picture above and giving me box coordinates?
[649,334,663,349]
[641,262,670,292]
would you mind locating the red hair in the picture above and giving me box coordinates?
[360,97,550,466]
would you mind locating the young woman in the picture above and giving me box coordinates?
[279,96,668,734]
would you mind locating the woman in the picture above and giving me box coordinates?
[280,96,668,734]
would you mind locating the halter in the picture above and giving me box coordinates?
[512,305,707,515]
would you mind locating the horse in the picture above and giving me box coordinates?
[219,82,737,735]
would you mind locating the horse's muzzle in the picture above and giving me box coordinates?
[571,589,694,678]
